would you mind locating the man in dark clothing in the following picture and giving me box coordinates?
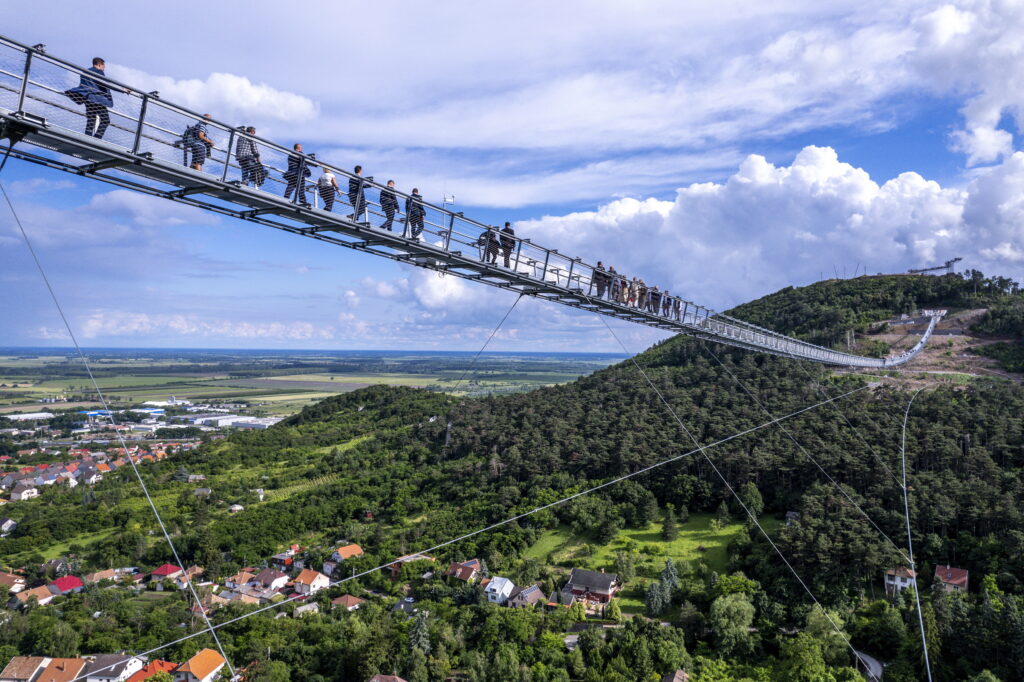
[405,188,425,239]
[478,227,499,263]
[283,143,312,206]
[184,114,215,171]
[235,126,263,187]
[348,165,367,222]
[608,266,620,302]
[649,286,661,313]
[499,222,516,268]
[65,57,124,139]
[594,261,608,298]
[379,180,399,231]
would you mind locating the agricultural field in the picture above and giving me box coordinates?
[0,348,625,416]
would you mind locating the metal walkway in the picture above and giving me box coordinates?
[0,35,940,367]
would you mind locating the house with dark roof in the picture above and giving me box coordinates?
[80,653,144,681]
[10,484,38,501]
[251,568,288,591]
[934,564,969,592]
[0,517,16,536]
[508,584,547,609]
[562,568,620,604]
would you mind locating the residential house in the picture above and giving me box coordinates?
[172,566,204,591]
[251,568,288,591]
[385,553,435,579]
[228,504,244,513]
[81,654,144,681]
[80,470,103,486]
[391,597,419,618]
[150,564,184,585]
[187,474,206,483]
[225,570,255,590]
[269,544,303,572]
[323,543,363,576]
[48,575,84,595]
[83,569,117,584]
[192,592,229,616]
[0,570,26,593]
[562,568,621,605]
[0,656,49,682]
[445,558,481,583]
[0,517,16,536]
[125,661,176,682]
[192,488,211,498]
[293,569,329,596]
[10,484,38,501]
[36,658,87,682]
[331,594,365,612]
[508,584,547,609]
[884,567,917,597]
[294,602,319,617]
[43,558,69,577]
[173,648,225,682]
[934,565,969,593]
[369,676,408,682]
[484,576,515,605]
[15,585,56,607]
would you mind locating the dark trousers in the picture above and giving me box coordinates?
[596,279,607,298]
[382,208,395,231]
[502,246,513,268]
[349,192,366,220]
[285,176,308,205]
[318,186,335,211]
[85,104,109,139]
[408,215,424,238]
[239,157,259,185]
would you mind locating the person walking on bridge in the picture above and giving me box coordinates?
[661,290,672,317]
[405,188,425,239]
[594,261,608,298]
[379,180,399,231]
[348,165,367,223]
[283,143,312,206]
[64,57,125,140]
[317,166,341,211]
[184,114,215,172]
[478,227,499,264]
[500,222,516,268]
[235,127,263,187]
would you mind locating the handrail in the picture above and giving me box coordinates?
[0,33,942,369]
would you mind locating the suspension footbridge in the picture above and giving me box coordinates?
[0,35,941,367]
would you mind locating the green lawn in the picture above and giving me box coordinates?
[525,513,782,614]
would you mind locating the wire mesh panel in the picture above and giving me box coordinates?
[0,42,27,112]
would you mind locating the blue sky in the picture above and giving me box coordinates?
[3,1,1024,352]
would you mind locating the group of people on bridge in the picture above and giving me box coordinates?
[63,55,693,325]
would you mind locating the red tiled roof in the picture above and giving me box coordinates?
[331,594,365,608]
[294,569,325,586]
[36,658,86,682]
[885,567,916,579]
[334,543,363,559]
[49,575,84,593]
[126,660,177,682]
[150,563,183,577]
[934,564,968,588]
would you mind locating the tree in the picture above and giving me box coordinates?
[740,481,763,518]
[607,598,622,623]
[147,673,173,682]
[613,552,636,582]
[661,558,680,593]
[805,605,848,666]
[410,610,431,655]
[246,661,289,682]
[778,633,830,682]
[570,600,587,622]
[646,581,667,617]
[708,593,755,658]
[715,501,731,526]
[661,504,680,542]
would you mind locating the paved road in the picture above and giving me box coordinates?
[853,649,884,681]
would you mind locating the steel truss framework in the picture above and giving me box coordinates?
[0,34,941,367]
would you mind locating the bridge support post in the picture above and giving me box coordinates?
[15,49,32,114]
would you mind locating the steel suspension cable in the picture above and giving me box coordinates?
[901,385,935,682]
[0,180,236,679]
[68,379,868,680]
[591,311,871,672]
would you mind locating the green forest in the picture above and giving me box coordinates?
[2,272,1024,681]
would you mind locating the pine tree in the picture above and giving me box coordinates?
[410,611,431,655]
[607,598,622,623]
[661,504,680,542]
[645,580,665,617]
[715,500,731,526]
[661,558,680,593]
